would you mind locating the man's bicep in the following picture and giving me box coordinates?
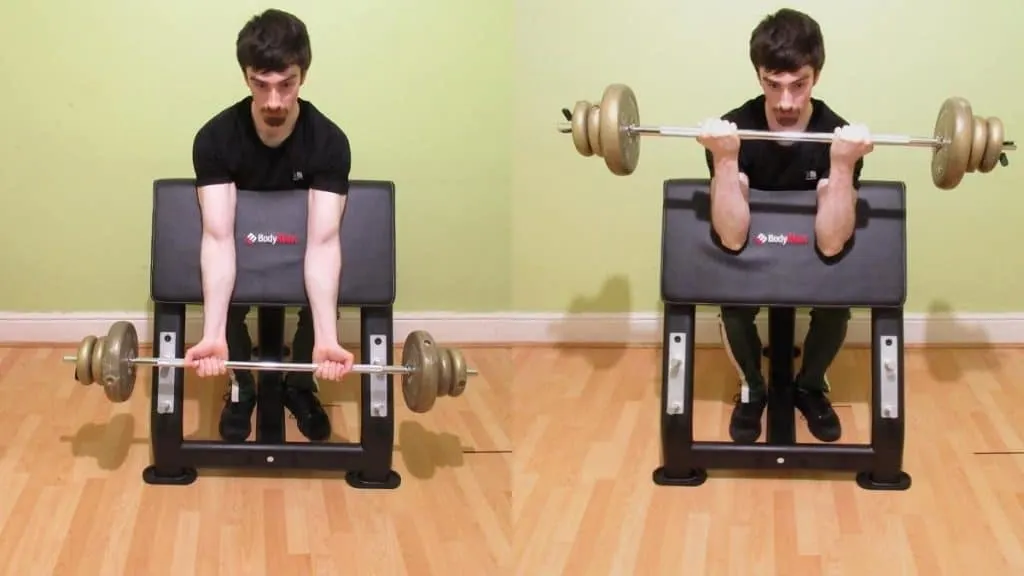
[196,183,237,239]
[307,188,347,243]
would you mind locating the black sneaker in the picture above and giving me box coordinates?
[795,386,842,442]
[729,385,768,443]
[218,371,257,442]
[283,376,331,442]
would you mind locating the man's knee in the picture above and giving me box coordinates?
[720,305,760,326]
[810,306,851,325]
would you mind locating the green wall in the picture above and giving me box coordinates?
[0,0,512,313]
[2,0,1021,315]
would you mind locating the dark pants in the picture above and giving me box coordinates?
[718,306,850,393]
[225,306,320,391]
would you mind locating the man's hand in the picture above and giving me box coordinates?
[184,336,229,377]
[830,124,874,165]
[697,118,741,159]
[312,340,355,381]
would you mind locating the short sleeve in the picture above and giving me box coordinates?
[192,125,232,187]
[310,126,351,196]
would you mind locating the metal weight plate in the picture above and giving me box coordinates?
[91,336,106,385]
[587,104,603,157]
[401,330,440,413]
[599,84,641,176]
[966,115,988,173]
[99,321,139,403]
[571,101,593,157]
[447,348,469,398]
[436,345,453,397]
[76,335,97,385]
[930,96,973,189]
[979,116,1004,173]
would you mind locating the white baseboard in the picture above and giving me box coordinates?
[0,310,1023,346]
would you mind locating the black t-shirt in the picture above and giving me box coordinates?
[704,95,862,191]
[192,96,351,195]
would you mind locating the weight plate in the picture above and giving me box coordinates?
[979,116,1004,173]
[930,96,973,189]
[76,335,96,385]
[436,345,453,397]
[447,348,469,398]
[100,321,138,403]
[599,84,641,176]
[966,115,987,173]
[91,336,106,385]
[588,104,603,157]
[401,330,439,413]
[571,101,593,157]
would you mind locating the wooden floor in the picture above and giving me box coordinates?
[2,344,1024,574]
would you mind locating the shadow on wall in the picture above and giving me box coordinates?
[545,274,661,370]
[922,300,1000,383]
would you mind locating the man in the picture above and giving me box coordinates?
[183,9,355,443]
[697,8,874,444]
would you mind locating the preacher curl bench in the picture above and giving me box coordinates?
[141,178,406,489]
[653,178,913,491]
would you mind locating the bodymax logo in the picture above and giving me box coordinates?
[245,232,299,245]
[753,232,809,246]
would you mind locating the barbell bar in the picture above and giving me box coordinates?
[63,320,478,414]
[558,83,1015,190]
[59,354,479,377]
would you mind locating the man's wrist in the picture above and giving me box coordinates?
[827,157,857,177]
[713,155,740,173]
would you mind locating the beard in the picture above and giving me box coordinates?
[262,109,288,127]
[773,109,801,127]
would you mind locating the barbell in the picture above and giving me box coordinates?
[558,83,1015,190]
[63,321,477,414]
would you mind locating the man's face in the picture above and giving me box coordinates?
[758,65,817,128]
[245,65,303,128]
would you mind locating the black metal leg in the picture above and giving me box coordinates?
[255,306,286,444]
[653,302,706,487]
[766,307,797,445]
[142,302,197,485]
[346,306,401,489]
[856,306,912,491]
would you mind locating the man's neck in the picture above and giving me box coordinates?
[251,102,301,148]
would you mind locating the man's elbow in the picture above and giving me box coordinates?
[713,214,750,252]
[816,236,849,258]
[307,224,341,249]
[719,234,747,252]
[202,224,233,244]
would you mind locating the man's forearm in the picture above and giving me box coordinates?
[200,235,236,338]
[710,156,750,251]
[815,161,858,257]
[304,239,342,343]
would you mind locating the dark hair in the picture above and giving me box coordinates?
[236,9,312,74]
[749,9,824,74]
